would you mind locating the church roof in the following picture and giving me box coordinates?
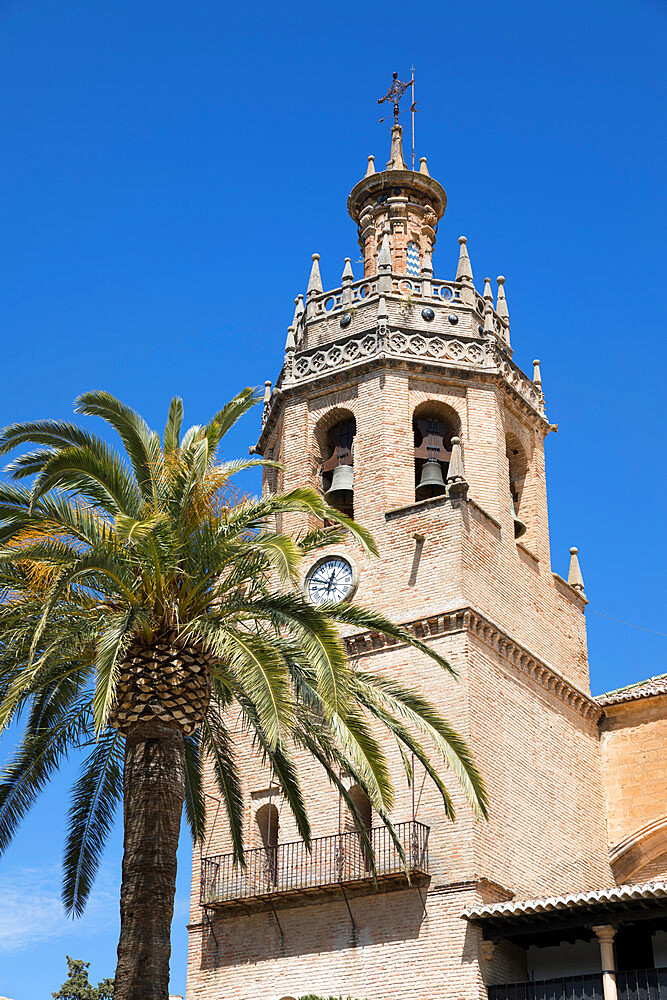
[462,879,667,922]
[596,672,667,706]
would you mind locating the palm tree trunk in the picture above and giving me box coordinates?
[114,718,185,1000]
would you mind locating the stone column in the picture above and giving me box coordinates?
[593,925,618,1000]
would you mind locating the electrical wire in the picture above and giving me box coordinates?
[588,608,667,638]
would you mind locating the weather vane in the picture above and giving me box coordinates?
[378,69,418,169]
[378,71,414,125]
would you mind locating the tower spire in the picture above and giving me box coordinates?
[387,124,406,171]
[378,71,413,171]
[307,253,323,295]
[348,75,445,276]
[456,236,473,283]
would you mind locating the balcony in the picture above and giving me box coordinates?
[201,819,429,914]
[489,968,667,1000]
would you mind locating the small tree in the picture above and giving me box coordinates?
[53,956,114,999]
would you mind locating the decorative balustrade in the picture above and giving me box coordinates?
[293,272,496,352]
[310,277,379,320]
[496,352,545,414]
[259,273,542,428]
[488,968,667,1000]
[201,819,429,909]
[305,274,472,319]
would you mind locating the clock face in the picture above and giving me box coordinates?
[305,556,356,606]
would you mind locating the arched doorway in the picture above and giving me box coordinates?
[256,803,279,887]
[345,784,372,873]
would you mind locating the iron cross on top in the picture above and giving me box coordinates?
[378,72,413,125]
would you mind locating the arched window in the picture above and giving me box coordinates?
[406,240,420,276]
[321,416,356,518]
[345,784,372,873]
[506,435,527,539]
[413,411,454,500]
[256,803,279,886]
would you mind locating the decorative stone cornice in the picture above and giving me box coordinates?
[344,605,603,724]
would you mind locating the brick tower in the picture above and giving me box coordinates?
[186,121,618,1000]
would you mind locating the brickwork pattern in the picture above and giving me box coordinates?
[186,347,609,999]
[184,141,661,1000]
[271,367,587,685]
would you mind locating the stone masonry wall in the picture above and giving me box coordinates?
[600,694,667,882]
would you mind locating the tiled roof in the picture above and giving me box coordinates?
[462,880,667,921]
[596,673,667,706]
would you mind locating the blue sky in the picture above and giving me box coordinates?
[1,0,666,996]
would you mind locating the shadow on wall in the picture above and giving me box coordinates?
[198,887,428,969]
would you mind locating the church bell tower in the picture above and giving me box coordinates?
[188,104,615,1000]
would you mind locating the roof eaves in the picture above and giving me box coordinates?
[461,880,667,921]
[596,673,667,707]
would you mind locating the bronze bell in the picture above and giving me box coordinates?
[326,463,354,501]
[416,460,446,499]
[511,497,527,539]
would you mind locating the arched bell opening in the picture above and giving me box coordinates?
[413,403,458,501]
[506,434,528,539]
[320,414,356,518]
[256,803,279,886]
[345,784,373,872]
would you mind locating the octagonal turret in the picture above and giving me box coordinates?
[347,124,447,277]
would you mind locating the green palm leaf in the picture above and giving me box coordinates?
[62,729,123,916]
[199,712,244,861]
[74,391,163,506]
[163,397,184,456]
[0,385,486,953]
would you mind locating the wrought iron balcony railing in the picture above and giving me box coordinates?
[489,967,667,1000]
[201,819,429,912]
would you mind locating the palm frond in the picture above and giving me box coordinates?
[204,388,261,455]
[183,733,206,844]
[213,629,293,748]
[234,692,311,847]
[74,391,162,507]
[91,609,136,735]
[62,729,123,916]
[0,700,90,854]
[325,602,458,677]
[29,444,141,516]
[199,712,244,861]
[0,418,104,457]
[353,672,489,819]
[163,397,184,456]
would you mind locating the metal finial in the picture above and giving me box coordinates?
[378,71,414,126]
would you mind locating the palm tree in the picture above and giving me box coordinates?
[0,389,487,1000]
